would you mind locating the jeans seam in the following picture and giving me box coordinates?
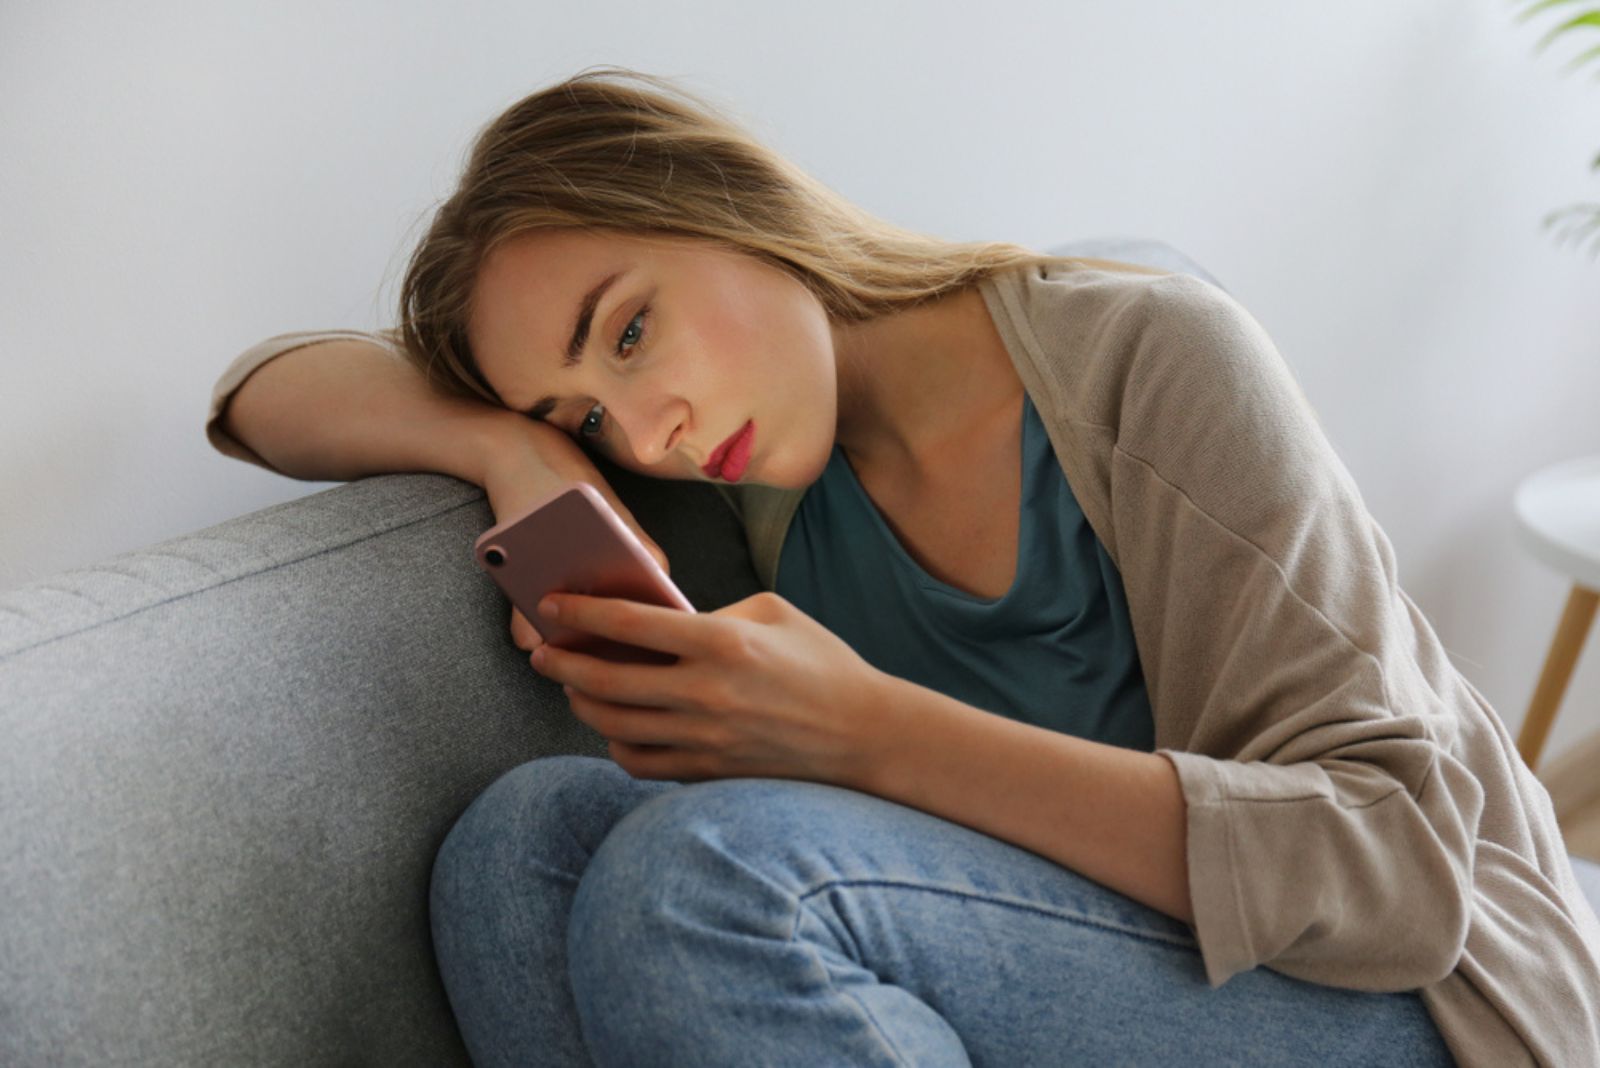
[796,877,1198,953]
[785,898,915,1068]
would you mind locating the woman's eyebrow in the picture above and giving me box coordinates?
[520,270,623,420]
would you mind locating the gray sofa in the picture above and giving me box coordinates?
[4,240,1597,1066]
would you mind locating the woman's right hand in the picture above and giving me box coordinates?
[480,420,671,656]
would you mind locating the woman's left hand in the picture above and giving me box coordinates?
[528,591,891,785]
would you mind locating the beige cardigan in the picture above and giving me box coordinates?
[207,262,1600,1066]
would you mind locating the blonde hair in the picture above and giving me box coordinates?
[397,65,1061,407]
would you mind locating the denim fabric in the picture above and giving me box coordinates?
[429,755,1455,1067]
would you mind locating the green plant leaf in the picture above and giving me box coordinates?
[1512,0,1597,33]
[1535,12,1600,60]
[1566,41,1600,77]
[1514,0,1593,19]
[1542,203,1600,259]
[1511,2,1600,260]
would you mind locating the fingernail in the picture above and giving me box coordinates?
[530,646,546,667]
[538,598,558,620]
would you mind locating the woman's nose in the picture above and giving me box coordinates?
[614,398,685,467]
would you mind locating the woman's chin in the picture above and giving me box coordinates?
[782,446,833,491]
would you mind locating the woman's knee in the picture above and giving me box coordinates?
[567,777,868,938]
[430,756,624,908]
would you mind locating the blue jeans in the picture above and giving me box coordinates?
[429,755,1455,1067]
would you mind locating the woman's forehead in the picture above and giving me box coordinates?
[473,228,702,311]
[471,233,623,349]
[468,231,671,411]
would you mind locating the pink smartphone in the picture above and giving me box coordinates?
[473,481,695,665]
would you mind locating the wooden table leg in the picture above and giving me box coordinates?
[1518,582,1600,773]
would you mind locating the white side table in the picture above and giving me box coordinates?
[1512,454,1600,771]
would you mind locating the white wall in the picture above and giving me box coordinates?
[3,0,1598,764]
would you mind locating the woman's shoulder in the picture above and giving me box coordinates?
[983,257,1244,376]
[987,254,1216,315]
[1037,254,1171,278]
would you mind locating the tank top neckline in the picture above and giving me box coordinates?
[832,393,1033,608]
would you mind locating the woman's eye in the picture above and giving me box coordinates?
[578,403,605,439]
[579,307,650,441]
[615,306,648,359]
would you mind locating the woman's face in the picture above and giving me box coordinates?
[467,228,839,490]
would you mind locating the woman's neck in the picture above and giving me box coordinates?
[829,285,1023,482]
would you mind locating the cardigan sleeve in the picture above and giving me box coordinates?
[206,328,405,472]
[1109,275,1485,992]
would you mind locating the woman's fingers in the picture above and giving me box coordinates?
[540,593,703,659]
[534,643,684,710]
[566,688,698,748]
[510,606,545,652]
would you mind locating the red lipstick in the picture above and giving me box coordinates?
[702,420,755,482]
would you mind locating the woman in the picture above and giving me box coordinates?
[206,67,1600,1066]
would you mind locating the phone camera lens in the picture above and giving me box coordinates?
[485,547,505,567]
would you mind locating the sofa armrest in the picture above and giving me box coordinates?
[0,466,757,1065]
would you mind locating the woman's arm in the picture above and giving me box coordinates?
[210,331,676,578]
[847,676,1194,926]
[217,337,525,485]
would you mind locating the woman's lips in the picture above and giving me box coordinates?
[702,420,755,482]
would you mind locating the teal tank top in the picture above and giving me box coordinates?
[775,392,1155,752]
